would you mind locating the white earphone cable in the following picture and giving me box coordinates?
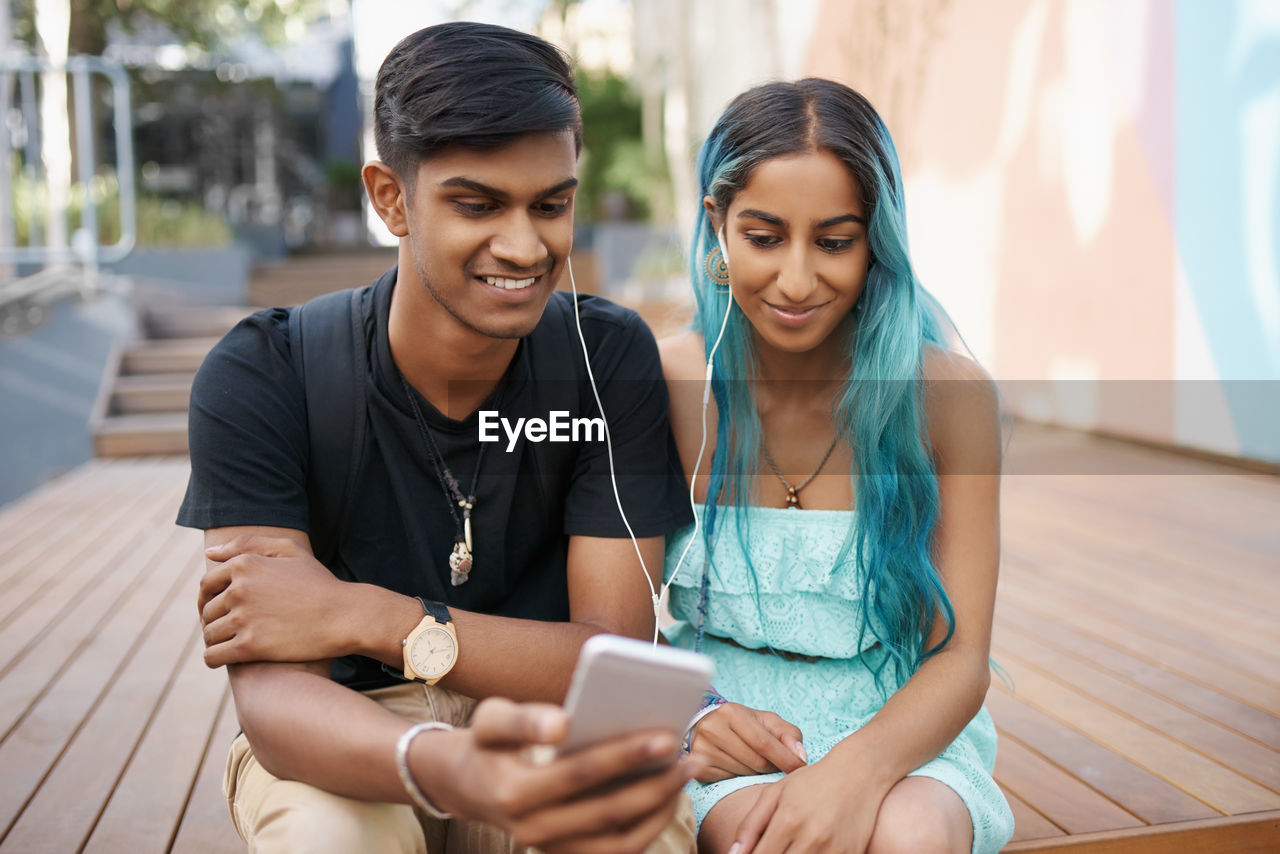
[566,229,734,647]
[566,258,662,636]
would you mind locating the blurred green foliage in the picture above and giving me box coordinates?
[9,166,232,247]
[12,0,324,56]
[576,69,669,222]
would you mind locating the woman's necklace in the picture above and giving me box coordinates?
[398,372,497,586]
[760,433,841,509]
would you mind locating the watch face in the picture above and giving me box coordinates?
[409,626,456,679]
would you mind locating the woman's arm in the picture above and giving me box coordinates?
[732,350,1003,853]
[827,349,1001,778]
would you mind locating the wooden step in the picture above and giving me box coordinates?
[248,250,396,306]
[92,413,188,457]
[120,338,220,375]
[143,306,254,340]
[110,373,193,415]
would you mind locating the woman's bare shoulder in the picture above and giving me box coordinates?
[922,344,993,386]
[922,345,1001,468]
[658,331,707,384]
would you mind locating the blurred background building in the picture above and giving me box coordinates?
[1,0,1278,506]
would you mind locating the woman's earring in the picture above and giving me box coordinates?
[705,247,730,292]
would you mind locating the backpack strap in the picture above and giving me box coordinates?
[288,285,369,571]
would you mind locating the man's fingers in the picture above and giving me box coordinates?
[202,611,236,648]
[204,534,295,560]
[536,787,685,854]
[521,729,680,812]
[470,697,567,749]
[200,587,232,628]
[512,756,693,851]
[197,561,232,614]
[203,639,241,669]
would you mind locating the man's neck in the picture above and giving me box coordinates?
[388,262,521,421]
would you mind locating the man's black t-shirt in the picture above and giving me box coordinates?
[178,268,692,690]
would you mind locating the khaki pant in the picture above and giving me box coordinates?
[224,682,696,853]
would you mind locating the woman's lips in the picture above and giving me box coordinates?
[765,301,826,328]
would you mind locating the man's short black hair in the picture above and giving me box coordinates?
[374,22,583,187]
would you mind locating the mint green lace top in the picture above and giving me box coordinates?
[662,507,1014,854]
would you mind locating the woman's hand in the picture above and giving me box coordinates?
[688,702,807,783]
[731,756,891,854]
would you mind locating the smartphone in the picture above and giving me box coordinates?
[558,634,714,755]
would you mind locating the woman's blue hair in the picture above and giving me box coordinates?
[691,78,955,690]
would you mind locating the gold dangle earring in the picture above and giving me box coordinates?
[706,228,731,293]
[705,245,730,292]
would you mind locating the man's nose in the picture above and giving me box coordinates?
[489,212,549,270]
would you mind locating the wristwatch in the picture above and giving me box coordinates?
[402,597,458,685]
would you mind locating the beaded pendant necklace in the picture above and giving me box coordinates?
[398,372,499,586]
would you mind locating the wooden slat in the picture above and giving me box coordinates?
[998,573,1279,714]
[984,689,1218,824]
[990,658,1280,814]
[1002,486,1277,601]
[992,626,1280,792]
[0,525,200,839]
[1004,789,1066,844]
[83,619,231,853]
[0,467,183,644]
[0,460,140,561]
[1004,809,1280,853]
[993,735,1142,833]
[1003,475,1279,591]
[168,690,243,854]
[0,459,164,589]
[1002,514,1280,657]
[996,600,1280,751]
[0,534,204,851]
[0,481,192,737]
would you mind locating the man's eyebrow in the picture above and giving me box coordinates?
[438,176,579,200]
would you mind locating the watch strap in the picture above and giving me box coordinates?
[417,596,451,625]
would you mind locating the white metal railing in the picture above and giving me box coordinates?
[0,54,135,335]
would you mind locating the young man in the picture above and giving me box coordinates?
[179,22,697,854]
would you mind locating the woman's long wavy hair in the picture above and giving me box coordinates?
[692,78,955,689]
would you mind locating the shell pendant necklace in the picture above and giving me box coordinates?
[398,372,496,586]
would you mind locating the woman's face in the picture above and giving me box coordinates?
[708,148,871,356]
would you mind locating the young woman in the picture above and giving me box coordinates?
[660,79,1015,854]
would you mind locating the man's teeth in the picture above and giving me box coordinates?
[485,276,536,290]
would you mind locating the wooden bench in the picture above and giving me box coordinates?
[0,424,1276,852]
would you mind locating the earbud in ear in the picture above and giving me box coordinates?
[716,227,730,270]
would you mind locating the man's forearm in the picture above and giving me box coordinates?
[347,583,624,703]
[229,660,457,802]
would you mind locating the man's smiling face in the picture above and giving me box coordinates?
[404,130,578,340]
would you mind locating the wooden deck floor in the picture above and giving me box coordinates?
[0,424,1276,852]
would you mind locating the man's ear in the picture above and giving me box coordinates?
[363,161,410,237]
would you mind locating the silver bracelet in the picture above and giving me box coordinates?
[682,701,726,753]
[395,721,454,819]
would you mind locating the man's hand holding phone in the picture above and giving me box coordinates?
[407,636,713,854]
[417,696,701,854]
